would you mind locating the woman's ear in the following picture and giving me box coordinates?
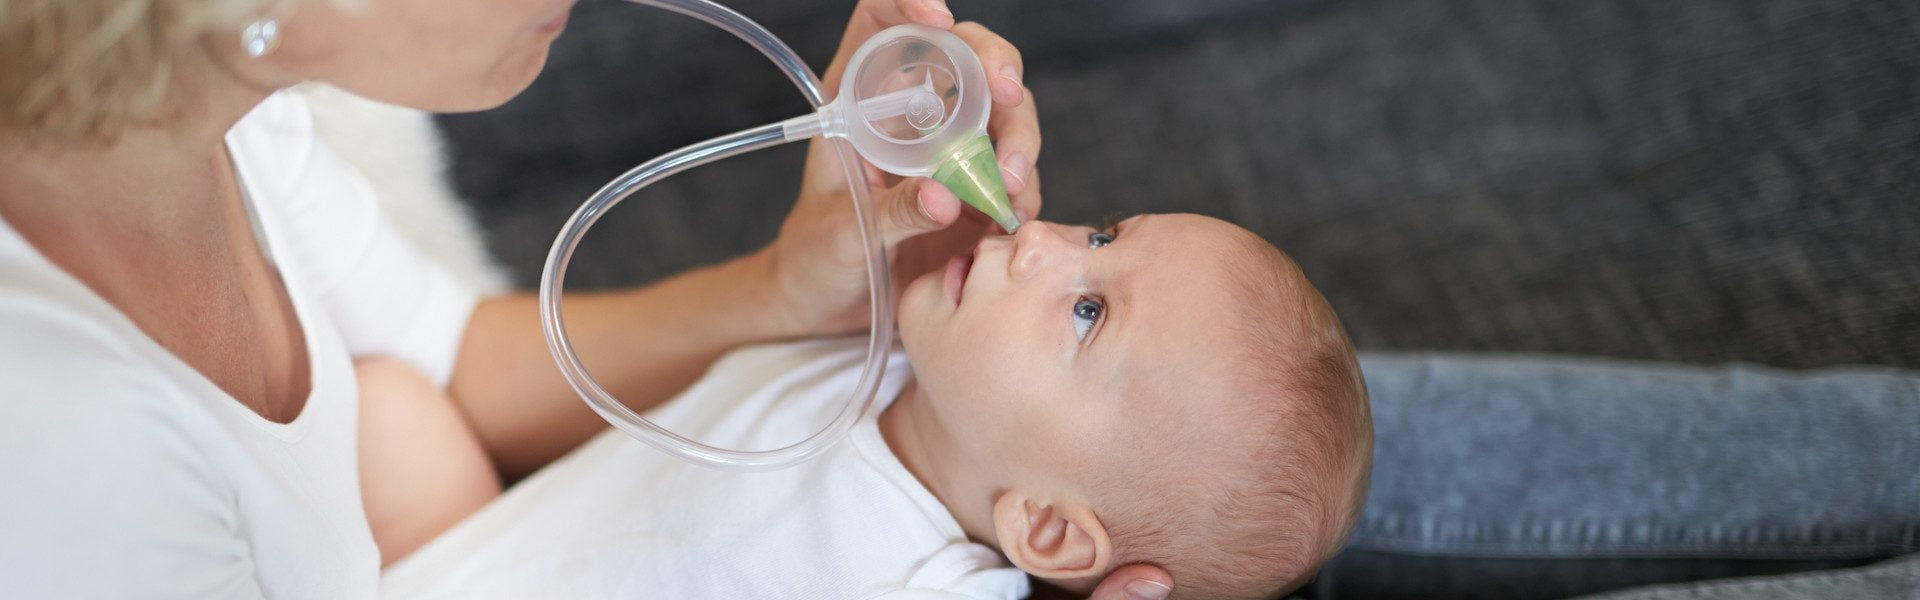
[991,491,1113,580]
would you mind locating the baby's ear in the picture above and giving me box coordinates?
[991,491,1114,581]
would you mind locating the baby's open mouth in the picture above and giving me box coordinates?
[943,251,974,306]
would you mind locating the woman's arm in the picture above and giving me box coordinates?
[443,1,1041,482]
[447,251,791,480]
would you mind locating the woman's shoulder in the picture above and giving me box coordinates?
[0,296,202,431]
[0,276,234,507]
[0,299,222,495]
[0,255,147,378]
[0,333,258,596]
[0,258,207,432]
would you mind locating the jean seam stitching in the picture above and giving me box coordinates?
[1351,516,1920,558]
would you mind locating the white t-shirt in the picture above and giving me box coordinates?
[382,338,1030,600]
[0,91,476,597]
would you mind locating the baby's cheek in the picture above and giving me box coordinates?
[926,364,1028,431]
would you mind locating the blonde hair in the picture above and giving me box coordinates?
[1103,229,1372,600]
[0,0,279,143]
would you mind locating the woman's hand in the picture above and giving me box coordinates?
[1026,563,1174,600]
[1086,564,1174,600]
[759,0,1042,335]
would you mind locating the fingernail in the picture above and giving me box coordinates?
[999,152,1029,193]
[924,0,953,22]
[999,64,1023,86]
[1124,579,1172,600]
[993,66,1024,105]
[916,184,937,223]
[1000,152,1029,183]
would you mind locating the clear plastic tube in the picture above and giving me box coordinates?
[538,0,893,471]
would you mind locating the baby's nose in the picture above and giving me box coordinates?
[1009,221,1081,281]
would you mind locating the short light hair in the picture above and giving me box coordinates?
[1105,229,1373,600]
[0,0,286,143]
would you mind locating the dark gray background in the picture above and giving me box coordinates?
[439,0,1919,371]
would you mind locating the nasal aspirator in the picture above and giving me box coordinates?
[542,11,1014,473]
[777,24,1022,232]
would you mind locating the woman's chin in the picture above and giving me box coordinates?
[483,48,554,109]
[419,47,552,113]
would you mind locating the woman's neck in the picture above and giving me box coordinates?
[0,56,277,225]
[0,60,282,319]
[0,72,308,421]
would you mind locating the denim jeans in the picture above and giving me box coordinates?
[1300,353,1920,599]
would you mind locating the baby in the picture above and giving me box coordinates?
[885,213,1373,598]
[380,213,1373,600]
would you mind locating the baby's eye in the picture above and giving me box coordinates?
[1073,298,1103,340]
[1087,231,1114,248]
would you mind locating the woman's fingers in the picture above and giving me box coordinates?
[826,0,955,90]
[819,11,1040,235]
[987,85,1040,197]
[855,0,955,39]
[879,177,963,247]
[950,22,1039,197]
[1084,564,1174,600]
[898,0,955,28]
[1010,166,1042,226]
[951,21,1026,108]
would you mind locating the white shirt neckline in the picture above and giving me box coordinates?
[0,147,326,442]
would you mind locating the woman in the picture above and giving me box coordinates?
[0,0,1174,596]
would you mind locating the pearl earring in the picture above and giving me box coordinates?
[242,19,280,58]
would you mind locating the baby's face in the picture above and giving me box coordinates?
[897,214,1268,486]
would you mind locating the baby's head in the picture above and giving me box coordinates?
[893,214,1372,599]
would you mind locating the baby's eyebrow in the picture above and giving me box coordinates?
[1096,212,1137,232]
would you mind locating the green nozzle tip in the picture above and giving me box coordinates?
[932,132,1020,232]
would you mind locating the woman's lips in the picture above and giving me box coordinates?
[943,252,975,306]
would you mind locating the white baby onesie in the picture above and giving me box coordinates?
[381,338,1030,600]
